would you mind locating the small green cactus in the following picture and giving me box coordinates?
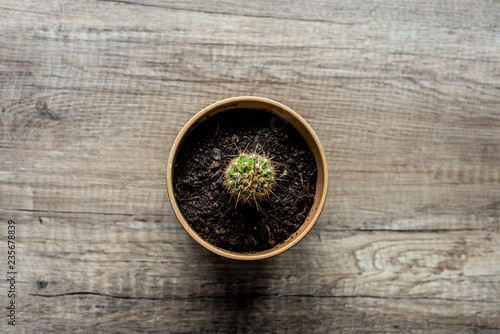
[224,152,276,207]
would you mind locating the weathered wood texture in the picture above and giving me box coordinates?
[1,0,499,332]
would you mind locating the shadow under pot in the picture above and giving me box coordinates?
[166,96,328,260]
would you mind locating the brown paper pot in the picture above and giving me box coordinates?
[166,96,328,260]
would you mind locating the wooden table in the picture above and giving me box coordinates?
[1,1,499,332]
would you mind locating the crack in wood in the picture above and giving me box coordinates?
[30,292,500,305]
[96,0,359,25]
[11,208,173,217]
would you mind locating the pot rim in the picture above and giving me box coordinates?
[166,96,328,260]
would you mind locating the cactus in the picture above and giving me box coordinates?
[224,151,276,207]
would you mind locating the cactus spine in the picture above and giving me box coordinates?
[224,152,276,207]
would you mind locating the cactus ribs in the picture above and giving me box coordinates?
[224,151,277,209]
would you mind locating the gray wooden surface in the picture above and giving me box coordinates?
[1,0,499,332]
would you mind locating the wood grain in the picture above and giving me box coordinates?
[1,0,499,332]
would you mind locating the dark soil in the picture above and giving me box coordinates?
[173,108,317,253]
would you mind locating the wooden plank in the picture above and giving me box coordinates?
[17,296,500,333]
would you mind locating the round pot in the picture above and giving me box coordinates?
[166,96,328,260]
